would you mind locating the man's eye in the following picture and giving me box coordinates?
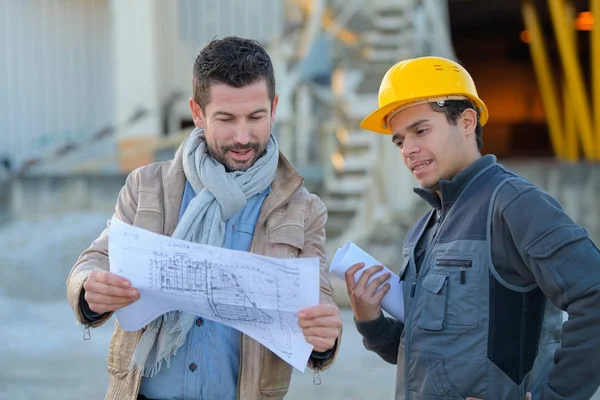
[249,116,263,120]
[217,118,233,122]
[395,141,404,148]
[417,128,428,135]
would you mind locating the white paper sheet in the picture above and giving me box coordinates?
[107,217,320,372]
[329,242,405,322]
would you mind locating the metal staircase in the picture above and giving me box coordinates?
[321,0,457,254]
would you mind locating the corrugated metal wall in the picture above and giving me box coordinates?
[0,0,286,174]
[177,0,284,47]
[167,0,286,127]
[0,0,114,172]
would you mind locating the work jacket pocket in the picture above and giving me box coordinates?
[433,255,479,328]
[416,273,448,331]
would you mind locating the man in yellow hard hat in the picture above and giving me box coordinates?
[343,56,600,399]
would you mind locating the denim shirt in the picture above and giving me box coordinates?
[139,180,270,400]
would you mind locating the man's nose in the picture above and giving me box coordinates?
[401,138,419,158]
[233,125,251,145]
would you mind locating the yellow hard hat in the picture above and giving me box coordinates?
[360,56,489,134]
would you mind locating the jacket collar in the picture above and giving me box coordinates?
[160,134,304,234]
[414,154,497,212]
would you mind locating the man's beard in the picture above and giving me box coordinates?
[208,140,268,172]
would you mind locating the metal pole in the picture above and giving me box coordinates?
[548,0,596,160]
[564,83,579,160]
[522,0,565,159]
[564,0,579,161]
[591,0,600,155]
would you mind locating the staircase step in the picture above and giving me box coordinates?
[372,15,409,31]
[364,47,413,63]
[337,129,376,148]
[370,0,415,13]
[338,94,378,121]
[326,176,370,195]
[362,31,406,48]
[333,154,374,173]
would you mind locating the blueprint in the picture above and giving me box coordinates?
[330,242,404,322]
[107,217,320,372]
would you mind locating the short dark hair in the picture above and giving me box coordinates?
[192,36,276,110]
[429,100,483,149]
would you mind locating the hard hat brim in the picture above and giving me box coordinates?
[360,96,489,135]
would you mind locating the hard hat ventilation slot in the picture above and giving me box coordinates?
[451,67,461,73]
[433,64,444,71]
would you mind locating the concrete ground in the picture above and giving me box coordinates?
[0,299,394,400]
[2,297,599,400]
[0,213,598,400]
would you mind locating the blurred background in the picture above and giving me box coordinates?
[1,0,600,399]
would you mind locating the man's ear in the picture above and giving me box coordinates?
[460,108,477,138]
[189,98,204,129]
[270,93,279,124]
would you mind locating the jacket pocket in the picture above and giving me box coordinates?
[417,274,448,331]
[407,351,463,399]
[433,256,479,328]
[259,347,293,397]
[266,210,305,258]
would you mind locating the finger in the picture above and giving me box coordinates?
[88,299,135,314]
[89,269,131,289]
[344,262,365,293]
[365,272,392,296]
[84,279,139,298]
[371,283,391,304]
[298,304,338,320]
[355,265,384,290]
[525,393,532,400]
[304,335,335,352]
[298,315,343,329]
[302,326,340,338]
[85,291,138,307]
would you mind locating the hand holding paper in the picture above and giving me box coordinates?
[329,242,405,322]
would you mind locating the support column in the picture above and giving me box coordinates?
[110,0,178,171]
[591,0,600,154]
[564,1,579,161]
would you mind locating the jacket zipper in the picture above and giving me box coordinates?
[83,325,91,340]
[410,272,419,297]
[403,164,495,399]
[436,259,472,284]
[405,208,446,398]
[313,366,322,385]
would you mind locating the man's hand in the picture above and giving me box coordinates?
[344,262,391,322]
[298,304,342,352]
[83,269,140,314]
[467,393,531,400]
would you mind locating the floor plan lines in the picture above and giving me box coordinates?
[109,216,320,371]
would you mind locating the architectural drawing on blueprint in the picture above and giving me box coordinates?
[148,249,304,356]
[109,216,320,371]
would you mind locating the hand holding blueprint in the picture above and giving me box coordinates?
[329,242,404,322]
[107,217,320,372]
